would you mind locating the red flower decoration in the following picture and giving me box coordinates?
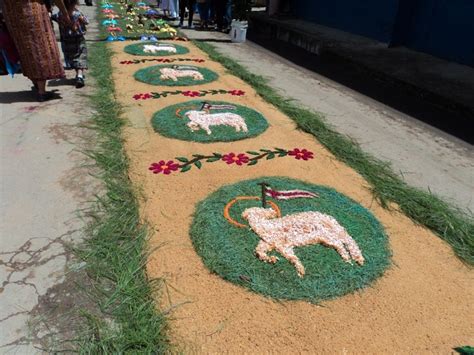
[229,89,245,96]
[222,153,249,166]
[195,59,205,63]
[149,160,179,175]
[133,93,152,100]
[107,26,122,32]
[288,148,314,161]
[182,91,201,97]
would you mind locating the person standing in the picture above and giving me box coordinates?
[1,0,70,101]
[215,0,231,32]
[179,0,196,28]
[196,0,210,29]
[52,0,89,88]
[160,0,179,19]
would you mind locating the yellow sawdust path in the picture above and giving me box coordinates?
[109,41,473,353]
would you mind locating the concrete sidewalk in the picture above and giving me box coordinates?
[0,3,99,353]
[181,28,474,212]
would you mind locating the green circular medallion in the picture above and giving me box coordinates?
[191,177,391,302]
[124,41,189,56]
[152,100,269,143]
[134,64,218,86]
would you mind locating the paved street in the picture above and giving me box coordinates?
[0,4,99,352]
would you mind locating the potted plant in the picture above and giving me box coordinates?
[230,0,251,42]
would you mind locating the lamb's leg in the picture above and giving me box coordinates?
[241,123,248,132]
[255,241,278,264]
[204,126,212,135]
[342,234,365,265]
[322,239,351,264]
[279,246,305,277]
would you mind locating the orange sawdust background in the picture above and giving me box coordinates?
[109,40,473,353]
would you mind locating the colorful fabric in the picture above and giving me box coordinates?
[62,37,88,69]
[1,0,64,81]
[52,9,89,38]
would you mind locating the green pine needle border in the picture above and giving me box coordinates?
[191,177,391,302]
[192,40,474,265]
[151,99,269,142]
[71,15,170,354]
[134,64,219,86]
[124,41,190,56]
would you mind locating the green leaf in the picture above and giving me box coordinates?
[176,157,189,163]
[194,161,202,169]
[213,153,222,158]
[246,151,260,156]
[454,346,474,355]
[266,153,275,160]
[180,165,192,173]
[192,154,204,158]
[206,157,221,162]
[248,160,258,166]
[260,149,271,153]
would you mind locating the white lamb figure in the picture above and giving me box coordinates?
[242,207,365,277]
[184,110,248,135]
[143,44,177,54]
[159,67,204,82]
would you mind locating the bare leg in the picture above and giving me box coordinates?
[255,241,278,263]
[279,247,305,277]
[36,80,46,95]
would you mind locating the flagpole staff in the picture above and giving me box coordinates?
[257,182,269,208]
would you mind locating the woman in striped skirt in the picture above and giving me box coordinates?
[1,0,70,101]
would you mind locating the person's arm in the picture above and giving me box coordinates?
[52,0,70,22]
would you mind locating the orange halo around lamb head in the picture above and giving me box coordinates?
[224,196,281,228]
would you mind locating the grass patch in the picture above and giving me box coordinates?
[134,64,219,86]
[191,177,390,301]
[74,40,168,352]
[152,99,269,142]
[193,40,474,266]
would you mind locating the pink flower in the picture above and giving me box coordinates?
[107,26,122,32]
[222,153,249,166]
[149,160,180,175]
[288,148,314,161]
[182,91,201,97]
[229,89,245,96]
[133,93,152,100]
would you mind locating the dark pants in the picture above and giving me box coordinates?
[215,0,230,30]
[197,2,210,24]
[180,0,196,26]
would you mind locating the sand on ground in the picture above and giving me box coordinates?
[110,40,473,353]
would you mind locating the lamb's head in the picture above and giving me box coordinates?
[184,110,205,120]
[242,207,278,222]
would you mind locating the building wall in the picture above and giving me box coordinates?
[291,0,474,66]
[291,0,400,43]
